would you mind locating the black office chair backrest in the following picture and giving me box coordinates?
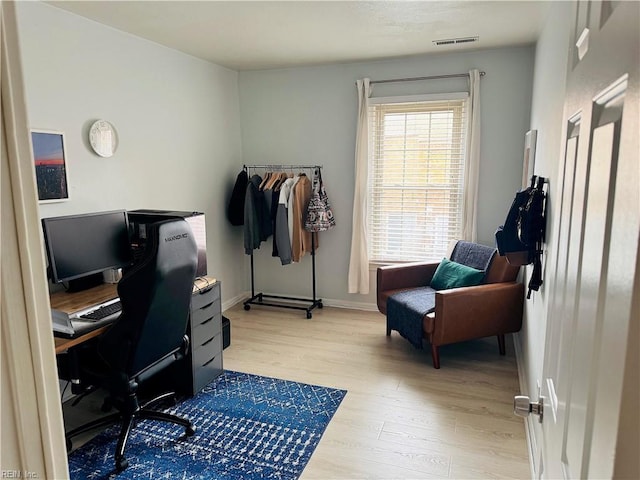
[99,219,197,378]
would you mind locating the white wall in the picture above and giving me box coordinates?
[238,47,535,308]
[15,2,246,302]
[516,1,572,474]
[518,0,572,409]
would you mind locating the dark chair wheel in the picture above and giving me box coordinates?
[244,304,251,311]
[115,458,129,472]
[306,312,312,319]
[185,425,196,436]
[318,302,323,309]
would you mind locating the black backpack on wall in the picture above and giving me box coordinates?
[495,175,547,298]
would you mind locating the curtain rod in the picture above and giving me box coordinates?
[368,71,485,85]
[244,164,322,170]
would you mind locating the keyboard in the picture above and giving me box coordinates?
[79,300,122,321]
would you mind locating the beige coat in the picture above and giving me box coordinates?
[291,174,318,262]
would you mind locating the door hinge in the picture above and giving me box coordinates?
[514,395,544,422]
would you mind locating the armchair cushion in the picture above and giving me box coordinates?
[377,262,439,314]
[430,258,485,290]
[387,286,436,349]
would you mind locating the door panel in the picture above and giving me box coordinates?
[540,116,580,432]
[548,118,580,388]
[565,91,622,475]
[587,76,637,479]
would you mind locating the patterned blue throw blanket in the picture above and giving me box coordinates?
[387,286,436,349]
[386,241,495,349]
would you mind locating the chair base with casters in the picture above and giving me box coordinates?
[377,241,524,369]
[64,336,197,472]
[65,385,196,472]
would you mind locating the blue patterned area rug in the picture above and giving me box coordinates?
[68,371,346,479]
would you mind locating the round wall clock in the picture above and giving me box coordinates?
[89,120,118,157]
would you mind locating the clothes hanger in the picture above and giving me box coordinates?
[259,171,272,190]
[270,171,285,191]
[264,167,282,190]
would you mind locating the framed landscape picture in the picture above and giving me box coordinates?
[31,130,70,202]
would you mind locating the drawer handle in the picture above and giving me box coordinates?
[202,356,217,367]
[198,286,213,295]
[201,336,215,347]
[200,301,215,310]
[200,317,214,326]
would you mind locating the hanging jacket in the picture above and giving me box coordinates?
[270,188,280,257]
[287,175,302,249]
[291,175,318,262]
[244,175,272,254]
[227,170,249,226]
[275,178,295,265]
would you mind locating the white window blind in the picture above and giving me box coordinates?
[368,95,468,263]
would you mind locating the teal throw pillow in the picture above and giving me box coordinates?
[430,257,485,290]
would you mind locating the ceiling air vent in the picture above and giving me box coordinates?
[433,36,479,46]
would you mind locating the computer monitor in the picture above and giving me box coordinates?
[42,210,132,290]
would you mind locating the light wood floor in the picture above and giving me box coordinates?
[223,304,530,479]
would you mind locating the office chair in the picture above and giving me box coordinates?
[65,219,198,472]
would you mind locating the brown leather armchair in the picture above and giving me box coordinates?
[377,243,524,368]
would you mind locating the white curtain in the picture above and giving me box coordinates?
[347,78,371,294]
[461,69,481,242]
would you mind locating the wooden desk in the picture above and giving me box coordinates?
[54,326,110,354]
[52,278,217,354]
[51,283,118,354]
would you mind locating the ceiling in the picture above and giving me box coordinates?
[47,1,551,71]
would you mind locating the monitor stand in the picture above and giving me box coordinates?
[67,273,104,293]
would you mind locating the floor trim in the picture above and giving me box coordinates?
[222,292,247,312]
[223,291,378,313]
[513,331,537,479]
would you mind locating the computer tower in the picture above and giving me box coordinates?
[127,209,207,278]
[222,315,231,350]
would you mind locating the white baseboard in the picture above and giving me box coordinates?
[222,291,378,313]
[513,331,537,479]
[222,292,248,312]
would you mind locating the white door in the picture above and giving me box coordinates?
[537,1,639,478]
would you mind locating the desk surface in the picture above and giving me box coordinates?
[53,276,217,354]
[50,283,119,314]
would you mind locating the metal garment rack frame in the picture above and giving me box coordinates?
[242,164,324,319]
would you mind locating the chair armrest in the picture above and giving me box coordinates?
[430,282,524,346]
[376,262,439,313]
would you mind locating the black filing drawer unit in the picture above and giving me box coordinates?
[186,279,223,395]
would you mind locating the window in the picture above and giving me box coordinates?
[368,94,468,263]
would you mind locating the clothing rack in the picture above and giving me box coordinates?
[242,164,323,319]
[244,164,323,170]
